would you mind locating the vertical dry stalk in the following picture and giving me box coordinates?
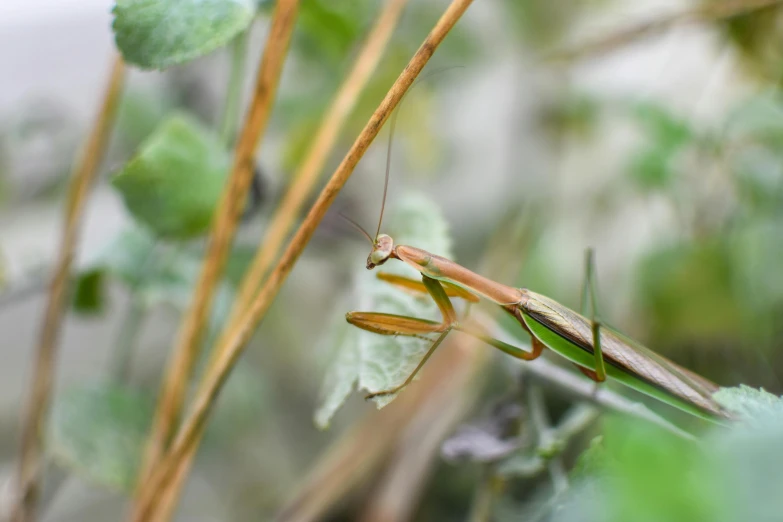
[130,0,474,519]
[134,0,300,495]
[11,54,126,522]
[230,0,409,332]
[148,1,410,519]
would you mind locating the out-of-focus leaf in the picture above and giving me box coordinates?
[554,389,783,522]
[714,385,783,422]
[635,240,741,346]
[297,0,369,65]
[627,103,694,190]
[205,361,269,444]
[628,143,679,190]
[73,226,234,332]
[72,227,158,315]
[714,2,783,79]
[725,92,783,144]
[570,435,607,480]
[47,382,153,492]
[730,145,783,210]
[314,193,453,428]
[72,269,105,314]
[633,103,693,148]
[112,0,257,69]
[112,113,230,239]
[541,92,601,139]
[116,88,174,148]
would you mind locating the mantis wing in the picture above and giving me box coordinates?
[520,291,729,421]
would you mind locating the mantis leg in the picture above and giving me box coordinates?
[375,272,480,302]
[350,275,543,398]
[365,327,453,399]
[581,248,606,382]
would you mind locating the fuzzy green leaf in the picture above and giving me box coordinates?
[112,113,230,239]
[315,193,453,428]
[714,385,783,422]
[73,226,234,332]
[112,0,257,69]
[47,382,153,492]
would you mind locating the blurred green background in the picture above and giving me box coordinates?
[1,0,783,520]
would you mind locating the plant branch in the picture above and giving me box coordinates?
[146,1,410,519]
[230,0,409,338]
[547,0,783,62]
[10,54,126,522]
[129,1,475,520]
[133,0,299,507]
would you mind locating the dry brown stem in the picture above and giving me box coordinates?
[133,0,300,512]
[146,0,409,519]
[129,0,475,519]
[11,54,126,522]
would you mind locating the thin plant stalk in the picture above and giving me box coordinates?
[547,0,783,62]
[11,54,126,522]
[229,0,410,338]
[147,1,410,519]
[129,1,475,519]
[134,0,300,497]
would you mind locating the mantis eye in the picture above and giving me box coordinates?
[367,234,394,269]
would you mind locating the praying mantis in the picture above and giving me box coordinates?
[342,109,730,424]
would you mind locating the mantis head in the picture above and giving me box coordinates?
[367,234,394,269]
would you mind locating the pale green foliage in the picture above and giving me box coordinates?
[315,193,452,428]
[47,383,153,492]
[549,387,783,522]
[73,226,234,333]
[714,385,783,422]
[112,0,257,69]
[111,113,230,239]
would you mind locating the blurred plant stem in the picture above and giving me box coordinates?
[132,1,300,515]
[220,30,250,147]
[228,0,409,323]
[526,382,568,494]
[129,1,475,520]
[11,54,126,522]
[547,0,783,62]
[468,465,503,522]
[144,0,409,518]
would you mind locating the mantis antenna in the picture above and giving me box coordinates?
[338,211,374,244]
[374,66,464,241]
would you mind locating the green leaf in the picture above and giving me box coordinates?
[628,143,679,190]
[633,102,693,148]
[627,102,694,190]
[47,382,153,492]
[72,269,106,314]
[112,0,257,70]
[315,193,453,428]
[73,226,234,333]
[112,113,230,239]
[714,385,783,422]
[553,392,783,522]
